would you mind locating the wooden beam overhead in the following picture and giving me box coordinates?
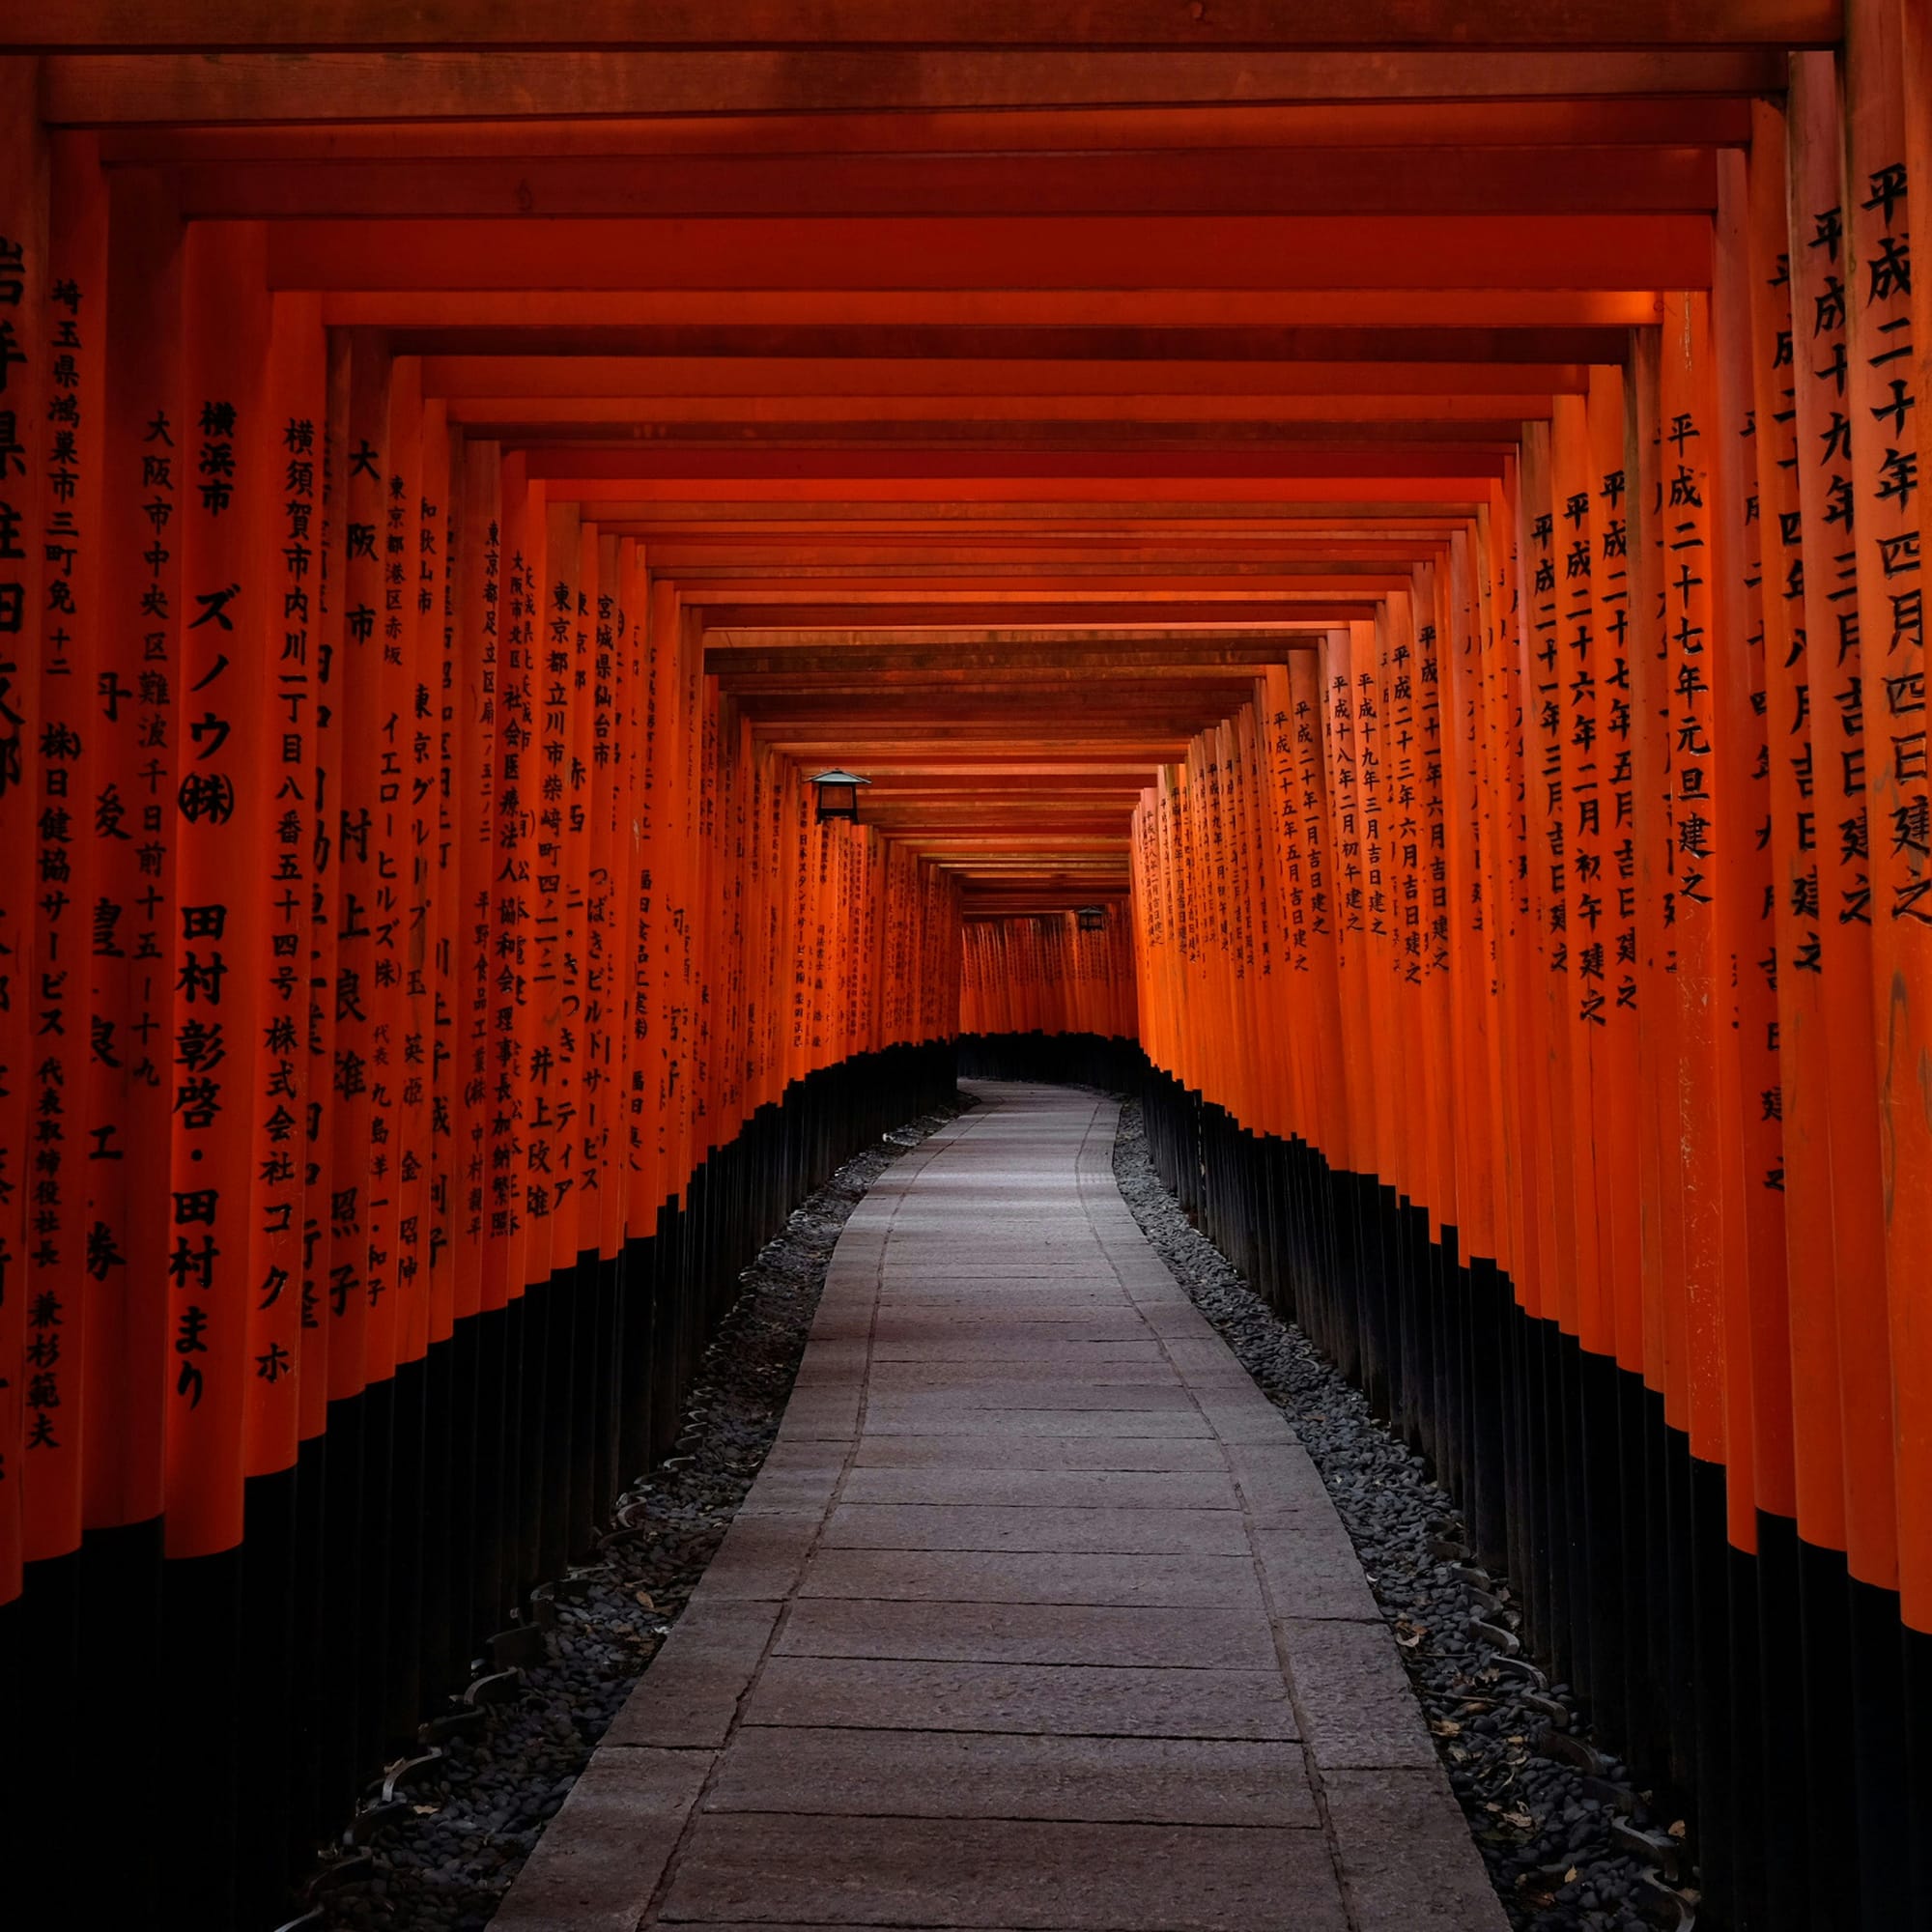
[9,2,1837,51]
[444,402,1555,437]
[453,412,1544,445]
[343,291,1666,329]
[756,732,1201,753]
[38,49,1787,127]
[542,451,1506,485]
[695,601,1375,629]
[663,542,1452,568]
[675,567,1417,592]
[595,504,1485,530]
[723,672,1280,697]
[156,146,1721,218]
[705,645,1313,674]
[690,569,1393,593]
[260,213,1710,293]
[89,98,1759,163]
[703,631,1333,659]
[418,356,1591,399]
[348,292,1662,334]
[401,321,1636,360]
[661,533,1455,559]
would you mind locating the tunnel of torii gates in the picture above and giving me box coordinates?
[6,2,1932,1927]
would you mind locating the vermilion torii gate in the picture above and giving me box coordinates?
[4,6,1932,1930]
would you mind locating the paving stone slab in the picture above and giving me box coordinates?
[867,1335,1151,1353]
[877,1285,1127,1300]
[659,1813,1348,1930]
[604,1601,785,1748]
[886,1237,1108,1248]
[737,1464,843,1516]
[770,1392,865,1442]
[862,1407,1212,1437]
[852,1434,1229,1473]
[881,1248,1116,1261]
[1135,1304,1220,1341]
[1151,1338,1251,1371]
[814,1279,883,1303]
[809,1307,877,1337]
[749,1442,845,1477]
[1222,1440,1332,1514]
[813,1294,879,1315]
[704,1726,1318,1826]
[873,1311,1144,1331]
[837,1466,1238,1511]
[798,1547,1268,1610]
[1250,1521,1386,1623]
[872,1300,1137,1320]
[804,1320,878,1345]
[883,1263,1115,1273]
[867,1357,1179,1385]
[890,1228,1103,1240]
[1192,1397,1299,1445]
[685,1514,822,1605]
[869,1336,1159,1360]
[871,1350,1164,1370]
[862,1381,1194,1408]
[881,1244,1113,1260]
[1322,1767,1512,1929]
[792,1363,869,1392]
[886,1231,1105,1242]
[797,1336,870,1367]
[774,1598,1279,1670]
[490,1746,713,1932]
[1101,1254,1181,1281]
[1277,1617,1442,1770]
[876,1264,1120,1280]
[743,1655,1297,1740]
[875,1289,1131,1305]
[819,1502,1251,1556]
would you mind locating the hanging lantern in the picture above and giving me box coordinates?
[1076,904,1107,932]
[810,768,870,824]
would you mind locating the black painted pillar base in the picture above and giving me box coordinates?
[955,1030,1140,1092]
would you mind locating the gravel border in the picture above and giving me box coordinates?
[1110,1097,1695,1932]
[310,1096,973,1932]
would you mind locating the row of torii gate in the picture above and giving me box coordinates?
[1,7,1929,1930]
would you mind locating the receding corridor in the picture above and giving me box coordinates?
[7,12,1926,1925]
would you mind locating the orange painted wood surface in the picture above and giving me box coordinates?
[5,7,1932,1658]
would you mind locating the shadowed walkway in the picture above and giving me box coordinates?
[497,1083,1505,1931]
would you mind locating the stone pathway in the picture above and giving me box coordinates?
[495,1082,1506,1932]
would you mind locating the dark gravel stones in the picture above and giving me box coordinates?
[1110,1098,1693,1932]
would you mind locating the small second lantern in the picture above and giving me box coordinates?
[810,768,871,824]
[1076,905,1107,932]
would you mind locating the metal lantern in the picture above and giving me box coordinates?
[1075,905,1107,932]
[809,768,870,824]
